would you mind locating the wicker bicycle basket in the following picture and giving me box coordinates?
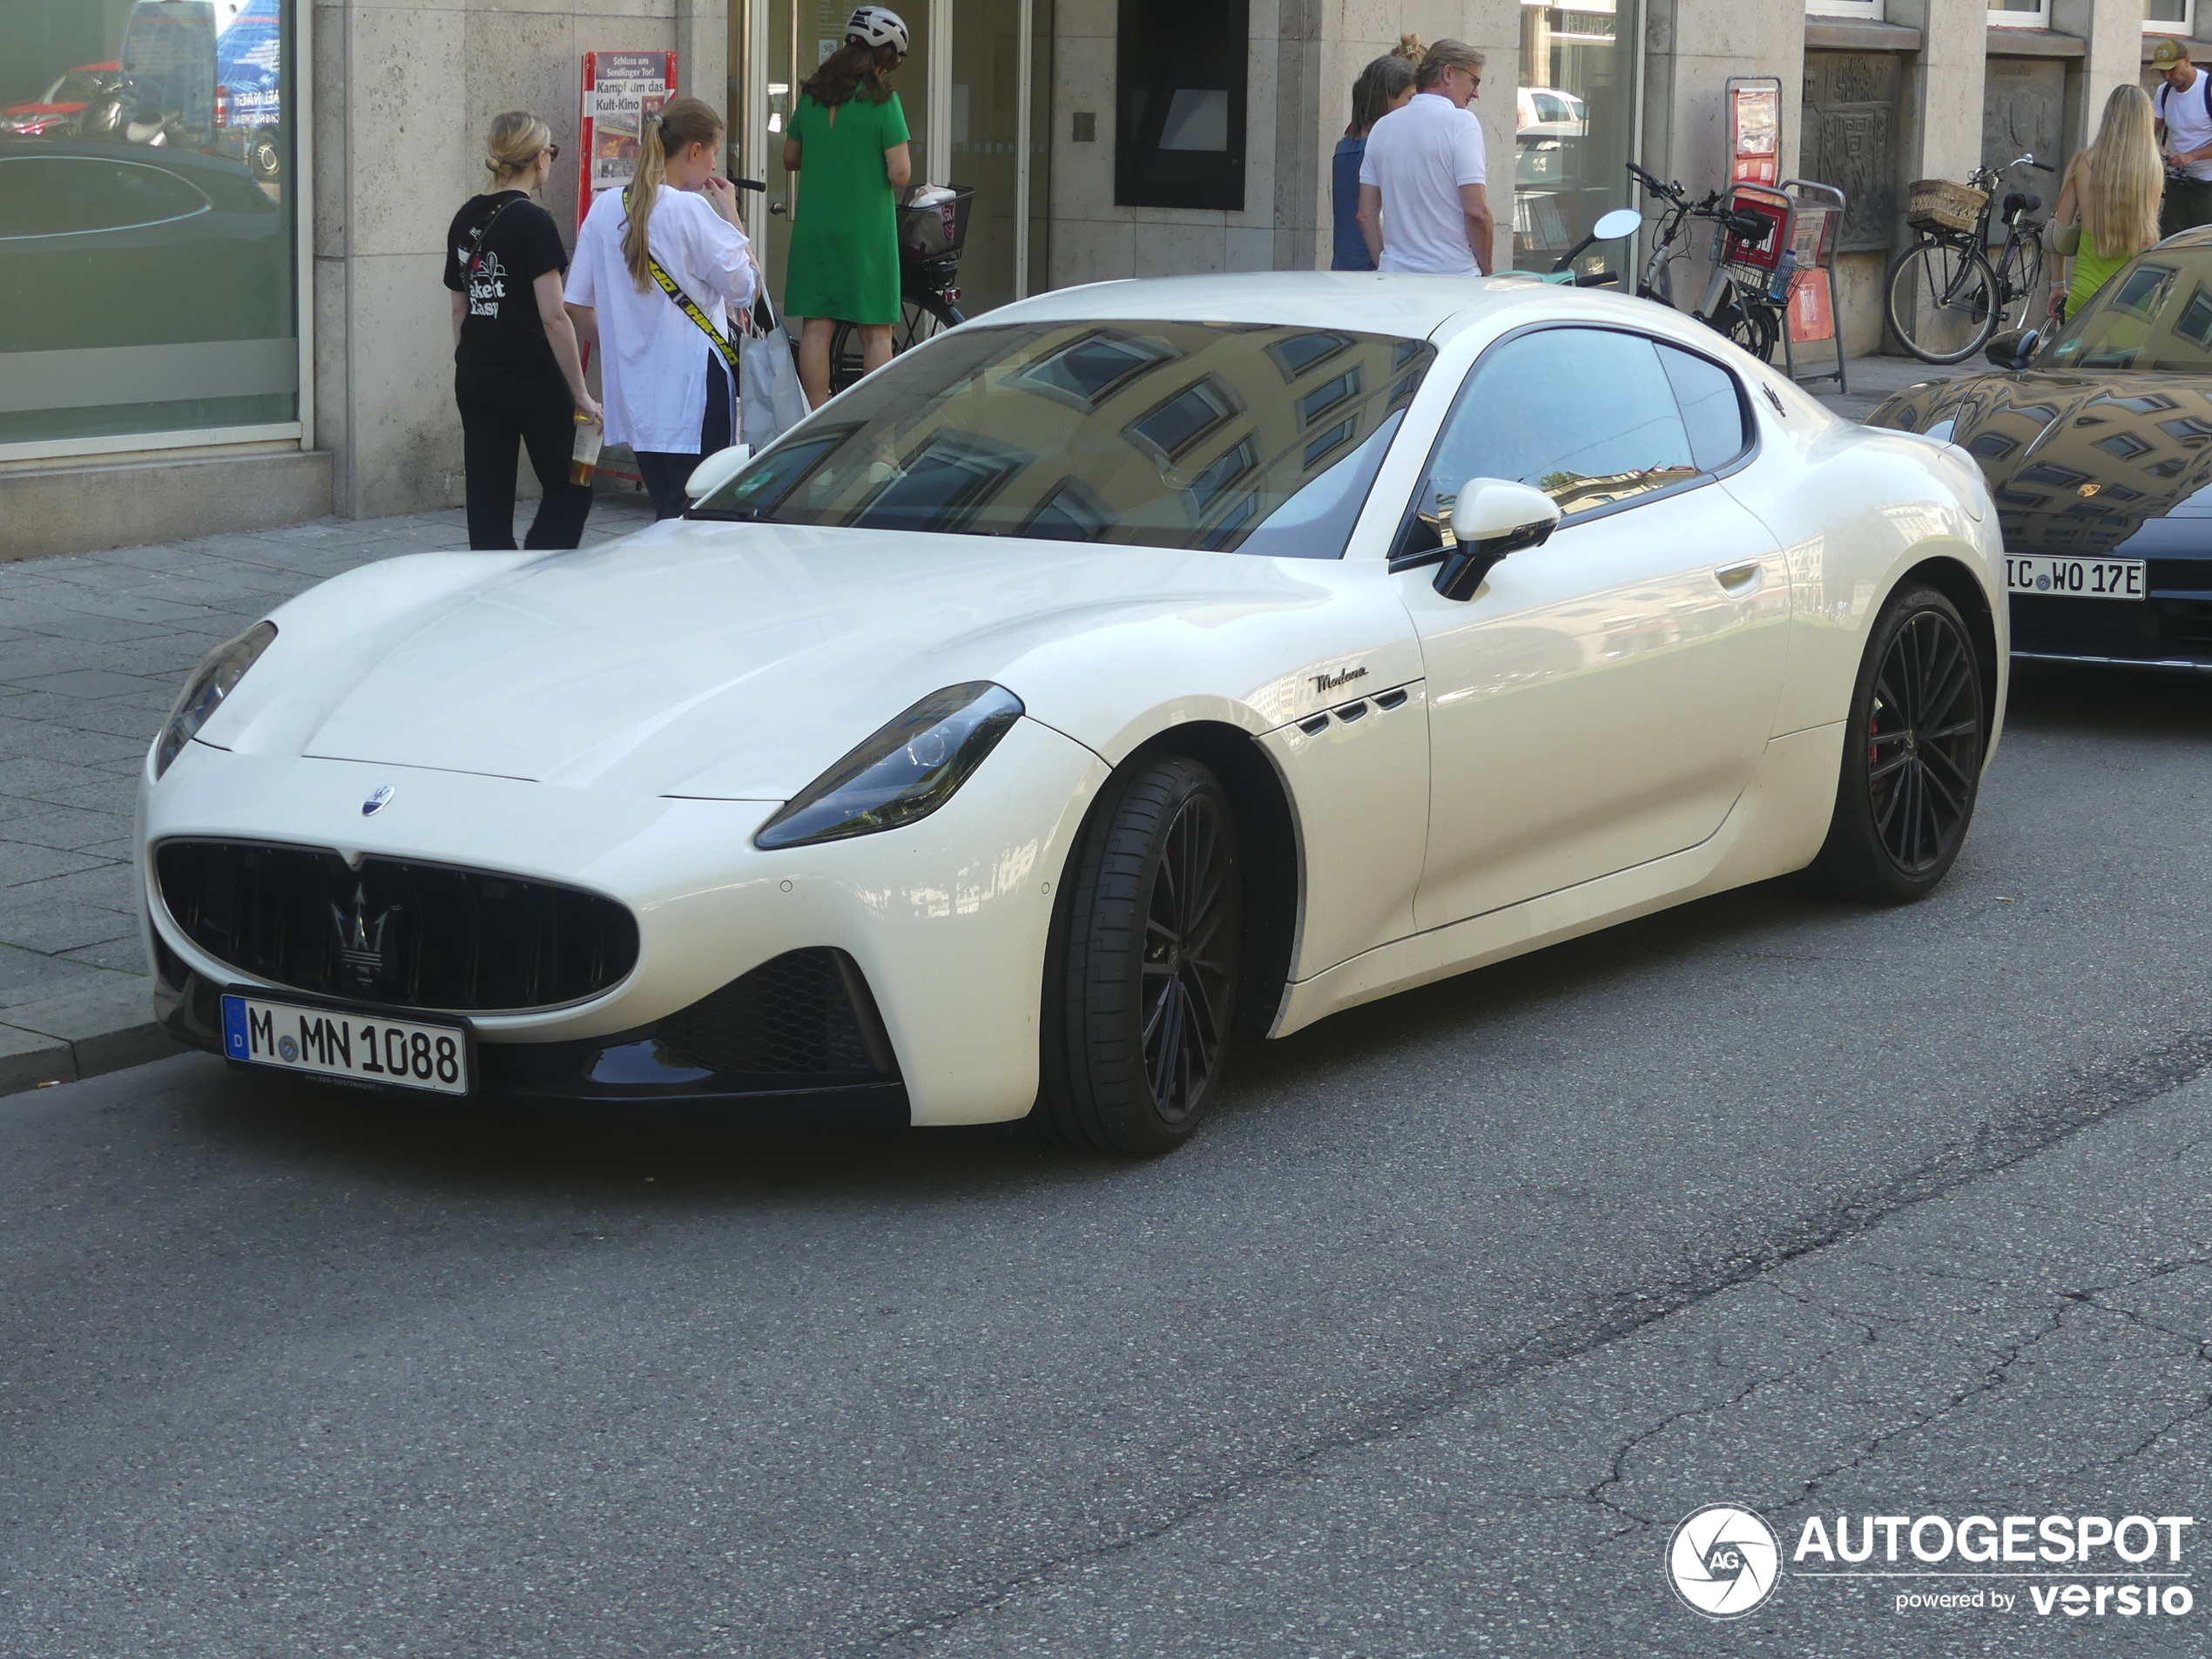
[1907,179,1986,235]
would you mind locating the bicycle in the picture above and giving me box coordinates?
[1885,152,2054,365]
[1625,161,1785,361]
[827,185,972,395]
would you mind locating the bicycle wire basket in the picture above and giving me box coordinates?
[1718,185,1791,286]
[897,185,974,266]
[1906,179,1986,236]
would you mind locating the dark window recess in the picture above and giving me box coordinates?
[155,840,637,1013]
[655,948,896,1078]
[1116,0,1246,209]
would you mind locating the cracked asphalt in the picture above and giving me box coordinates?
[3,658,2209,1657]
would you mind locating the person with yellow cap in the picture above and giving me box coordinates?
[2152,39,2212,238]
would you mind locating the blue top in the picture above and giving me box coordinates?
[1332,136,1372,271]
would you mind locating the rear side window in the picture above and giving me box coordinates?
[1656,344,1750,473]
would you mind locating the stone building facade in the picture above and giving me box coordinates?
[2,0,2202,555]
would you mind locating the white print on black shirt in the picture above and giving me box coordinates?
[466,249,509,319]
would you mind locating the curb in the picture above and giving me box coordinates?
[0,977,184,1098]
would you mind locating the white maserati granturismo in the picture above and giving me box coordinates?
[139,273,2004,1152]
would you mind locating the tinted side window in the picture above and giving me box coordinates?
[1657,344,1749,472]
[1418,328,1696,537]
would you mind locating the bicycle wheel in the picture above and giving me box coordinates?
[1885,239,2001,364]
[827,293,962,395]
[1728,301,1777,363]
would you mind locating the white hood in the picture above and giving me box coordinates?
[210,519,1373,800]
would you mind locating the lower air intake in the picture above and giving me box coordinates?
[656,948,895,1078]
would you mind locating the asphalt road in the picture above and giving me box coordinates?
[5,660,2209,1657]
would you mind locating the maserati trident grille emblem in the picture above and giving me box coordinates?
[329,880,398,986]
[362,785,395,816]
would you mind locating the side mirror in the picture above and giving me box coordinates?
[684,442,753,503]
[1984,328,2040,371]
[1591,206,1643,242]
[1434,479,1561,601]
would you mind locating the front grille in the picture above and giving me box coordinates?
[657,948,894,1078]
[155,840,638,1013]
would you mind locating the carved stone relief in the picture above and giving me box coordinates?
[1804,51,1898,253]
[1982,57,2066,186]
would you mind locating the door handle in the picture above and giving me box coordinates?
[1714,558,1763,592]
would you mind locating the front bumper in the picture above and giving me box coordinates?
[139,718,1110,1124]
[2009,576,2212,672]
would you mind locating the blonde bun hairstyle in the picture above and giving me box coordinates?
[485,110,553,182]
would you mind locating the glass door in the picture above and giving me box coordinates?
[736,0,933,316]
[732,0,1047,318]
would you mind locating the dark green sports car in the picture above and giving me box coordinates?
[1867,226,2212,672]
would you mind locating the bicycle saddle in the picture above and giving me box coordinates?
[2003,191,2041,215]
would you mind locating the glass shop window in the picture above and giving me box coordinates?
[1514,0,1638,274]
[0,0,300,451]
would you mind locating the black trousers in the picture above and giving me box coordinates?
[635,354,734,520]
[2161,174,2212,241]
[455,359,594,551]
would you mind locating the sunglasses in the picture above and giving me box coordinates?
[541,142,562,162]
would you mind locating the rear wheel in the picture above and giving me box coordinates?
[827,293,961,395]
[1036,755,1242,1155]
[1885,239,2001,364]
[1813,584,1986,902]
[1727,300,1777,363]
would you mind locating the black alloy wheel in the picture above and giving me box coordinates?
[1813,583,1986,901]
[1036,754,1243,1155]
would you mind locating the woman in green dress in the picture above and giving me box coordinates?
[2050,84,2162,323]
[782,5,914,407]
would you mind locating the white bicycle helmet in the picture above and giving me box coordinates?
[845,5,909,57]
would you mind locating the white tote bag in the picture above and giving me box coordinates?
[740,292,811,450]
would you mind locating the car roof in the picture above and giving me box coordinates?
[984,271,1589,342]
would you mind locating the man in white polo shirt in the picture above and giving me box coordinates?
[2154,37,2212,238]
[1354,40,1494,275]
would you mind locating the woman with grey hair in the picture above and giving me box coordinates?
[1332,38,1420,271]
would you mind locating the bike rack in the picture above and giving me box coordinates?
[1779,179,1847,395]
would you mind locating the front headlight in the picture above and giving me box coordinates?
[754,681,1023,850]
[152,620,276,779]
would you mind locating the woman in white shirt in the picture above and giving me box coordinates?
[564,97,759,518]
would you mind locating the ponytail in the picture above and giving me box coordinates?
[622,95,725,292]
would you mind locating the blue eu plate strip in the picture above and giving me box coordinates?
[221,995,249,1058]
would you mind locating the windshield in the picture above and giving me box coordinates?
[696,320,1434,556]
[2047,249,2212,373]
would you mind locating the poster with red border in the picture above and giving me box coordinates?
[1788,267,1836,345]
[579,51,677,229]
[1727,78,1781,186]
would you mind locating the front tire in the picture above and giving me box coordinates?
[1813,583,1986,902]
[1036,755,1243,1155]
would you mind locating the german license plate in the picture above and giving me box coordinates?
[220,993,471,1096]
[2006,556,2145,601]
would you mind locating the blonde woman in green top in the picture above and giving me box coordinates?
[783,5,914,407]
[2051,84,2163,322]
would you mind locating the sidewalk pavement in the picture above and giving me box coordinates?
[0,354,1966,1095]
[0,494,656,1092]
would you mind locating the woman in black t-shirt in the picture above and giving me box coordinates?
[443,111,600,550]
